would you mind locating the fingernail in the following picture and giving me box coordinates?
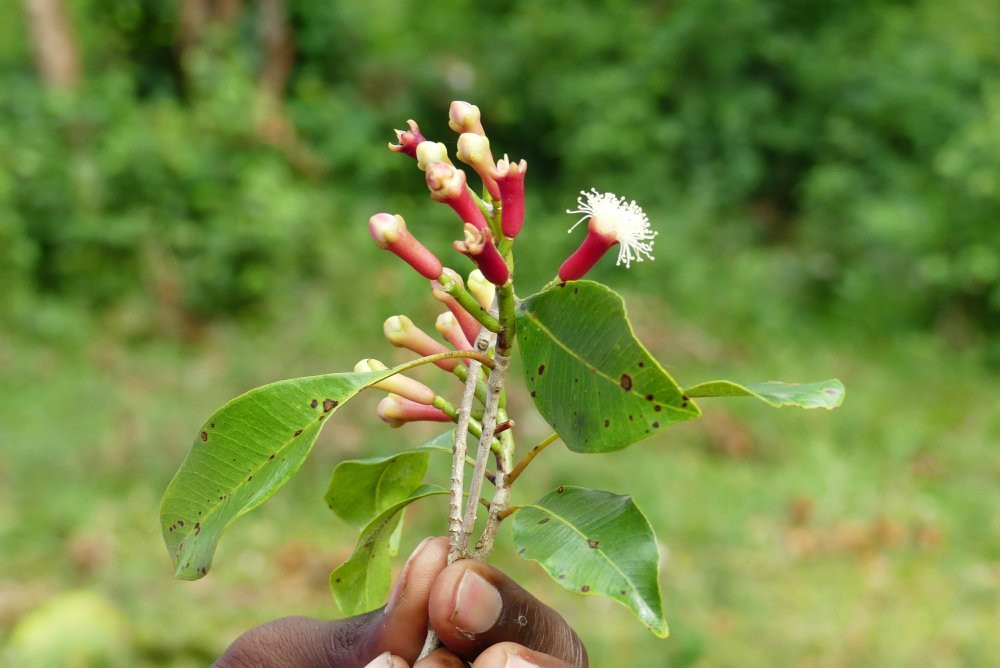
[451,569,502,635]
[505,654,540,668]
[363,651,393,667]
[385,537,433,614]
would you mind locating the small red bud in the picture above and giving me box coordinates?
[388,119,426,159]
[431,270,482,343]
[557,226,616,281]
[495,155,527,238]
[453,224,509,286]
[425,162,466,201]
[425,163,489,232]
[354,359,437,405]
[377,394,452,428]
[383,315,457,371]
[369,213,444,280]
[435,311,474,355]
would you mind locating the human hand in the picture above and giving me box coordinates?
[215,536,587,667]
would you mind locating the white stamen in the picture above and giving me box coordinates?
[566,188,657,268]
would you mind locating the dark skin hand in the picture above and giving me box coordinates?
[215,537,588,668]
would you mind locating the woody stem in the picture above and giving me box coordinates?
[473,283,517,560]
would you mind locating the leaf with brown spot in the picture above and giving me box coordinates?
[160,358,452,581]
[517,281,700,453]
[513,486,667,637]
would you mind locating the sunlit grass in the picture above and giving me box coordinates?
[1,297,997,666]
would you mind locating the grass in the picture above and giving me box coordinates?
[1,287,997,666]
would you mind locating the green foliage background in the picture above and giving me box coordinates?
[3,0,999,337]
[1,0,998,665]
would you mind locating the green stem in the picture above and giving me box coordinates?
[498,235,514,257]
[507,432,559,484]
[497,282,517,352]
[467,421,498,453]
[468,187,494,223]
[439,273,502,332]
[451,364,488,405]
[393,349,495,372]
[469,187,502,240]
[433,396,501,454]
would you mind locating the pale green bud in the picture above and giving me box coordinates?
[466,270,496,310]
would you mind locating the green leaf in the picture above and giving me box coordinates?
[323,430,475,526]
[512,486,667,637]
[324,436,456,555]
[330,485,446,616]
[517,281,700,452]
[683,379,845,409]
[324,450,428,558]
[325,451,432,530]
[323,429,482,541]
[160,367,400,581]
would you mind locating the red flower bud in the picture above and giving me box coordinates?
[435,311,473,352]
[388,119,426,159]
[557,228,617,281]
[453,224,509,286]
[431,270,482,343]
[377,394,452,428]
[383,315,457,371]
[425,163,489,232]
[354,359,437,405]
[369,213,443,280]
[494,155,527,238]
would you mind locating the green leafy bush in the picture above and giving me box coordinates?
[1,0,997,334]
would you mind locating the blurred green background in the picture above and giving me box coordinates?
[1,0,998,665]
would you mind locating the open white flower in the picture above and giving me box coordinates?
[559,189,656,281]
[566,189,657,268]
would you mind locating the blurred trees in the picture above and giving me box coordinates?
[177,0,243,52]
[0,0,998,338]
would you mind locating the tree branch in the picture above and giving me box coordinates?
[22,0,81,91]
[457,349,510,558]
[448,328,494,562]
[473,283,517,559]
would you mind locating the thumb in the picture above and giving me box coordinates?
[428,560,588,667]
[215,537,450,667]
